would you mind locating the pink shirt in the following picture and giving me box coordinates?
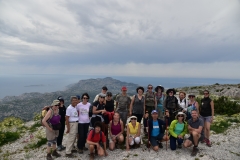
[76,102,90,123]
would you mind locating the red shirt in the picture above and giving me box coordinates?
[87,130,106,143]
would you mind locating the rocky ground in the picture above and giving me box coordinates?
[1,120,240,160]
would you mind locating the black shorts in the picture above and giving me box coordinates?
[188,134,204,143]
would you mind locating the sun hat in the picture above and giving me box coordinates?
[166,88,176,95]
[154,85,164,92]
[151,110,158,114]
[129,115,137,120]
[175,112,186,120]
[51,100,60,106]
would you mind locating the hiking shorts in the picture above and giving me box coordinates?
[150,133,164,147]
[46,128,59,140]
[188,134,204,143]
[202,116,212,123]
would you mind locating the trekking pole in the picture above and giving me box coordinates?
[147,119,150,152]
[165,118,168,151]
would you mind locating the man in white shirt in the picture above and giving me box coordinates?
[65,96,79,157]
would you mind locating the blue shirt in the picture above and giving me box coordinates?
[151,120,160,137]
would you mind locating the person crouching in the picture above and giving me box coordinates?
[87,122,108,160]
[126,116,141,150]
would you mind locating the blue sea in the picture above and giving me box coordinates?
[0,74,239,99]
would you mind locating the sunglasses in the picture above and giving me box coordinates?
[131,118,137,120]
[189,96,195,98]
[169,91,173,94]
[178,115,184,117]
[204,93,209,95]
[107,95,112,97]
[148,87,153,89]
[83,97,89,99]
[99,96,105,98]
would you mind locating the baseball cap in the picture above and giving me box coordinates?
[121,86,127,91]
[57,96,64,102]
[151,110,158,114]
[76,95,81,100]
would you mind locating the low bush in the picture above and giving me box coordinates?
[0,131,20,146]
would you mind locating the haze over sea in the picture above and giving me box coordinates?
[0,74,239,99]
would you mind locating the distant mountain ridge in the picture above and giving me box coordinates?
[0,77,139,121]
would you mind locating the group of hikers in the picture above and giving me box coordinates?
[41,84,214,160]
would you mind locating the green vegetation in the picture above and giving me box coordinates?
[24,137,47,149]
[0,131,20,146]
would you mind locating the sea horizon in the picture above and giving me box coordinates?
[0,74,239,99]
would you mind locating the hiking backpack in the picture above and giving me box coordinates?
[87,128,103,142]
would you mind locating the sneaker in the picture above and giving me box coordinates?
[52,149,61,157]
[61,145,66,150]
[66,153,74,158]
[158,142,163,148]
[206,139,212,147]
[89,153,95,160]
[78,149,83,154]
[191,147,199,156]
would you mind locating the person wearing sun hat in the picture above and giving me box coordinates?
[169,112,188,150]
[154,85,165,120]
[164,88,181,124]
[148,110,168,151]
[126,115,141,150]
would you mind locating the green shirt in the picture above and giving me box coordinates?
[174,122,184,135]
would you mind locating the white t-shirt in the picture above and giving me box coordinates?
[178,98,188,111]
[76,102,91,123]
[66,105,79,122]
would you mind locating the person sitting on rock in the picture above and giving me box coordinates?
[183,109,204,156]
[126,116,141,150]
[109,112,124,150]
[169,112,188,150]
[42,100,61,160]
[148,110,169,151]
[87,121,108,160]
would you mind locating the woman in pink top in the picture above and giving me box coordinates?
[76,93,91,153]
[109,112,124,150]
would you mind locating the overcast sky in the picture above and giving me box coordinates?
[0,0,240,79]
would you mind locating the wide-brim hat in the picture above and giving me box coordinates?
[129,116,137,120]
[175,112,186,120]
[51,100,60,106]
[155,85,164,92]
[166,88,176,95]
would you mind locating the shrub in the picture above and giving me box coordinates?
[0,131,20,146]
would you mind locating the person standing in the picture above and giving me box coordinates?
[115,86,131,126]
[177,91,188,111]
[56,96,66,151]
[144,84,156,135]
[169,112,188,150]
[186,94,199,120]
[154,85,165,120]
[65,96,79,158]
[164,88,181,124]
[76,93,91,154]
[93,86,108,102]
[200,90,214,147]
[42,100,61,160]
[129,86,145,123]
[183,109,204,156]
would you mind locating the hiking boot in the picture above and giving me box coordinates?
[201,137,206,143]
[89,153,95,160]
[52,149,61,157]
[178,144,182,149]
[78,149,83,154]
[57,146,62,151]
[83,147,88,151]
[158,142,163,148]
[61,145,66,150]
[206,139,212,147]
[66,153,74,158]
[46,153,53,160]
[191,147,199,156]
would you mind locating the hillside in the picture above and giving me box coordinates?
[177,83,240,99]
[0,77,139,121]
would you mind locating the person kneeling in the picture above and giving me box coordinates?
[148,110,169,151]
[109,112,124,150]
[169,112,188,150]
[126,116,141,150]
[87,122,108,160]
[183,110,204,156]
